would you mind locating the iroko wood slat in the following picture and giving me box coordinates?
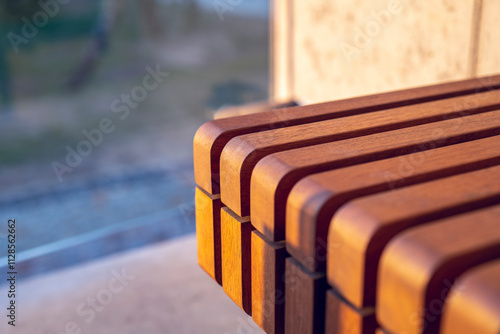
[223,114,500,333]
[377,205,500,334]
[193,75,500,334]
[285,257,327,334]
[193,74,500,194]
[287,135,500,272]
[194,75,500,286]
[251,230,287,334]
[220,206,254,314]
[441,259,500,334]
[220,90,500,217]
[217,93,500,329]
[325,289,377,334]
[328,165,500,310]
[251,109,500,242]
[285,166,500,333]
[195,187,223,284]
[220,108,500,328]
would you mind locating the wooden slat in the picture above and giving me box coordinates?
[220,90,500,217]
[325,289,377,334]
[328,165,500,309]
[377,205,500,334]
[441,259,500,334]
[287,135,500,272]
[195,187,222,284]
[220,207,254,314]
[194,76,500,334]
[285,257,327,334]
[251,109,500,242]
[251,230,287,334]
[287,166,500,333]
[194,75,500,194]
[221,109,500,328]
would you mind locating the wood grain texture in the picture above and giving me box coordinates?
[441,259,500,334]
[285,257,326,334]
[328,165,500,310]
[193,75,500,194]
[287,135,500,272]
[377,205,500,334]
[251,230,287,334]
[251,109,500,241]
[195,187,222,284]
[325,289,377,334]
[219,90,500,217]
[221,206,254,314]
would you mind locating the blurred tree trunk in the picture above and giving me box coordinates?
[67,0,124,90]
[184,0,201,33]
[68,0,168,91]
[138,0,164,41]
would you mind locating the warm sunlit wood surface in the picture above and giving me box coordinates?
[194,75,500,334]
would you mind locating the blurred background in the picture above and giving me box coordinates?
[0,0,269,276]
[0,0,498,332]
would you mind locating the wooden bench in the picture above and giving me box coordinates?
[194,75,500,334]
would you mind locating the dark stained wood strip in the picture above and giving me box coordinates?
[287,135,500,272]
[441,259,500,334]
[195,187,222,284]
[329,166,500,310]
[220,90,500,216]
[194,75,500,194]
[377,205,500,334]
[250,109,500,242]
[251,230,287,334]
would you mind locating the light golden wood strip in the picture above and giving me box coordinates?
[287,135,500,272]
[441,259,500,334]
[220,207,254,314]
[220,89,500,216]
[194,75,500,194]
[251,230,287,334]
[195,187,222,284]
[285,257,327,334]
[325,289,377,334]
[251,109,500,242]
[377,205,500,334]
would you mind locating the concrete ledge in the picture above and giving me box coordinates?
[1,235,265,334]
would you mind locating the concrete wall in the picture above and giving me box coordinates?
[271,0,499,104]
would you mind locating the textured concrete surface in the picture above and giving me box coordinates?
[292,0,474,103]
[477,0,500,76]
[271,0,500,104]
[0,234,265,334]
